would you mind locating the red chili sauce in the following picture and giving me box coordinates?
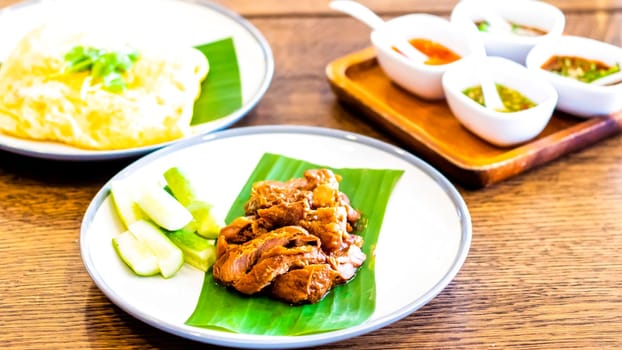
[393,38,461,66]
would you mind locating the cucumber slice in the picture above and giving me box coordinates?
[167,229,217,272]
[110,179,144,229]
[136,183,193,231]
[164,167,223,238]
[163,167,197,206]
[185,201,222,239]
[112,231,159,276]
[128,220,184,278]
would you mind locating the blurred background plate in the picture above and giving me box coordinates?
[0,0,274,160]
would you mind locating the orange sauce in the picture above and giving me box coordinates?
[393,38,461,65]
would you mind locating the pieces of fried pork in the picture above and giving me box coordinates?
[212,169,366,304]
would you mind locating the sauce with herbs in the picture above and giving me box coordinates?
[541,55,621,83]
[393,38,461,65]
[475,20,547,37]
[463,84,537,112]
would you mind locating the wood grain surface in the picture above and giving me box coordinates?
[1,1,621,349]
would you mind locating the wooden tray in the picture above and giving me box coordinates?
[326,47,622,189]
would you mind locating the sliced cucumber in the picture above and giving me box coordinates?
[135,183,193,231]
[164,167,223,238]
[110,179,145,229]
[112,231,159,276]
[128,220,184,278]
[185,200,222,239]
[167,229,217,272]
[163,167,197,206]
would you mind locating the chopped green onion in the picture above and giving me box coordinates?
[62,45,139,93]
[477,20,490,32]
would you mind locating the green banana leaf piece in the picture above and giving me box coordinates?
[186,153,404,336]
[191,37,242,126]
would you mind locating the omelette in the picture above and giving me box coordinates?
[0,23,209,150]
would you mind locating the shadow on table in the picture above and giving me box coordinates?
[0,150,136,185]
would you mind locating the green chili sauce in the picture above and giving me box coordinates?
[462,84,537,112]
[541,55,621,83]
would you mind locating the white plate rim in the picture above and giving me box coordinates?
[0,0,274,161]
[80,125,472,349]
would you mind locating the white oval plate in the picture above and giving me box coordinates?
[80,125,472,349]
[0,0,273,161]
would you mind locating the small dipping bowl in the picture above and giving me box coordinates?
[442,56,558,147]
[371,13,484,100]
[450,0,565,65]
[526,35,622,117]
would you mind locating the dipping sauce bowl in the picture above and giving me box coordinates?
[371,13,484,100]
[443,56,558,147]
[526,35,622,117]
[450,0,565,65]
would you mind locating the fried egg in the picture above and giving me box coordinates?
[0,23,209,150]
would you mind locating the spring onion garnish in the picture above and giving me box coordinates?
[63,46,139,93]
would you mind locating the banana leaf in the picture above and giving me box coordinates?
[191,37,242,125]
[186,153,404,335]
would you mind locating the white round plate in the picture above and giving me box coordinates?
[0,0,273,161]
[80,125,472,349]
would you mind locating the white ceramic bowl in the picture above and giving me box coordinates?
[371,13,484,100]
[526,35,622,117]
[442,56,558,147]
[450,0,565,65]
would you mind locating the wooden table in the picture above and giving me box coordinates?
[1,0,621,349]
